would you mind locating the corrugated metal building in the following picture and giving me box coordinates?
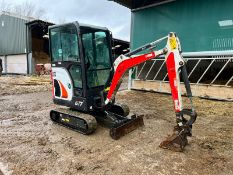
[0,12,29,55]
[0,11,53,74]
[0,12,31,74]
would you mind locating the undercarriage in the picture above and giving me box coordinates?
[50,103,144,140]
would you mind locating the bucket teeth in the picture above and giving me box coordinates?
[110,115,144,140]
[159,126,189,152]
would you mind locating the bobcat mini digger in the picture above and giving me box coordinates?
[49,22,197,151]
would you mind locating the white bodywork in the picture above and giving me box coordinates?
[52,67,73,101]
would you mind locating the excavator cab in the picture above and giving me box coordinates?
[49,22,113,112]
[49,22,143,139]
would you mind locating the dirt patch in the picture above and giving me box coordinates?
[0,74,127,96]
[0,75,51,96]
[0,79,233,174]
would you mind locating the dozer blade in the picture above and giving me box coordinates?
[110,115,144,140]
[159,126,188,152]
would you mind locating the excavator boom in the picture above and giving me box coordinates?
[104,32,197,151]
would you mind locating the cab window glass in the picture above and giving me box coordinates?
[50,25,80,62]
[81,29,111,88]
[69,65,82,88]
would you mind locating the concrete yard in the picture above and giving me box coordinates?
[0,76,233,175]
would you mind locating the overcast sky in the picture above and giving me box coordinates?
[6,0,131,41]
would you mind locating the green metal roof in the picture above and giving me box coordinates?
[109,0,172,9]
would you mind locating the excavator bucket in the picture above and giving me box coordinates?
[110,115,144,140]
[160,110,197,152]
[159,126,189,152]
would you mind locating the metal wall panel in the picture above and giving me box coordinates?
[0,14,28,55]
[131,0,233,52]
[6,54,27,74]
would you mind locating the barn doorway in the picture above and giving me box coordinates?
[26,20,54,74]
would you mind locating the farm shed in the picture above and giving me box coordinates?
[26,20,53,74]
[111,0,233,100]
[0,11,53,74]
[0,11,30,74]
[112,38,130,58]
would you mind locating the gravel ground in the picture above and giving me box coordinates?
[0,76,233,175]
[0,75,51,96]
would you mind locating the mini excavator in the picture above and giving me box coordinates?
[49,22,197,151]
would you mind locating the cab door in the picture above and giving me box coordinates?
[49,24,84,100]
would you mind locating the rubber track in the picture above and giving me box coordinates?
[50,108,97,135]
